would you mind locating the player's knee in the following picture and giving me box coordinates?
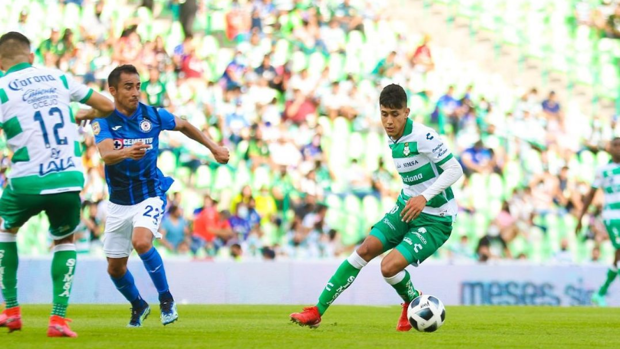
[107,263,126,278]
[380,258,400,278]
[54,234,75,245]
[132,239,153,255]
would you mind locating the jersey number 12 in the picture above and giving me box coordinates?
[34,107,68,148]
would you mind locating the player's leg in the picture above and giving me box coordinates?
[385,215,452,331]
[104,201,150,326]
[0,188,43,332]
[593,221,620,306]
[45,192,83,337]
[291,201,408,327]
[132,197,177,325]
[290,234,384,328]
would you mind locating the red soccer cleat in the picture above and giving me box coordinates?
[47,315,78,338]
[397,302,412,332]
[0,307,22,333]
[290,306,321,328]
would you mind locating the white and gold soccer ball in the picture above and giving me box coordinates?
[407,294,446,332]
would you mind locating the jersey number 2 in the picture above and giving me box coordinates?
[143,205,161,226]
[34,107,68,148]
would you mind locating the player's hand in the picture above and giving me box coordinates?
[213,146,230,164]
[401,195,427,223]
[125,142,150,160]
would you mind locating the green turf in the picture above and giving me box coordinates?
[3,305,620,348]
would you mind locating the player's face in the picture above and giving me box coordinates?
[380,105,410,138]
[110,72,141,112]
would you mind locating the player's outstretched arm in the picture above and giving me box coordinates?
[96,139,150,165]
[575,186,598,235]
[75,92,115,124]
[173,116,230,164]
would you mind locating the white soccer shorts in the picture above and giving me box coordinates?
[103,197,165,258]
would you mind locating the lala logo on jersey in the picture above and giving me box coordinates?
[39,156,76,176]
[403,142,411,156]
[140,119,152,133]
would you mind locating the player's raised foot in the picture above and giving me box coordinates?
[47,315,77,338]
[591,293,608,307]
[160,300,178,326]
[0,307,22,333]
[397,302,412,332]
[290,306,321,328]
[128,302,151,327]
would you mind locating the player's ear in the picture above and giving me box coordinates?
[28,52,35,65]
[405,107,410,116]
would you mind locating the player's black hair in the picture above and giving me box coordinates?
[379,84,408,109]
[108,64,140,88]
[0,32,31,59]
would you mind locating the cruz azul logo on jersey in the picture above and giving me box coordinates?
[140,119,152,133]
[113,138,154,150]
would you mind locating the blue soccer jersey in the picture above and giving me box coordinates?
[93,103,175,205]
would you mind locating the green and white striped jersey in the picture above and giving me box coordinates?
[389,118,457,220]
[592,162,620,221]
[0,63,92,195]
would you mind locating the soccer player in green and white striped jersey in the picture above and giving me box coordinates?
[290,84,463,330]
[577,137,620,307]
[0,32,114,336]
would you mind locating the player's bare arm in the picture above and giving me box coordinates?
[173,116,230,164]
[74,92,115,124]
[576,186,598,235]
[96,139,150,165]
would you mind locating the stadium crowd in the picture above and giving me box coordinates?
[0,0,618,264]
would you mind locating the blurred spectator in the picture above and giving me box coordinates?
[542,91,561,118]
[179,0,198,37]
[460,140,494,176]
[605,4,620,38]
[477,225,512,262]
[141,68,169,107]
[230,243,244,261]
[553,238,573,264]
[160,205,190,252]
[448,235,475,261]
[411,35,434,73]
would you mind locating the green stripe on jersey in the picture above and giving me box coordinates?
[3,117,23,139]
[605,202,620,210]
[79,89,93,103]
[9,171,84,195]
[60,75,69,89]
[0,88,8,104]
[400,163,436,185]
[74,141,82,157]
[11,147,30,163]
[602,167,620,177]
[436,153,454,166]
[391,142,419,159]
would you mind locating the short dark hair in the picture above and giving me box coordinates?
[0,32,31,59]
[379,84,407,109]
[108,64,140,88]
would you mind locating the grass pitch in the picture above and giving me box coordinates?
[3,305,620,348]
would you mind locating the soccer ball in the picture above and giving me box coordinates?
[407,294,446,332]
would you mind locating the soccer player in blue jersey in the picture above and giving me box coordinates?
[92,65,229,327]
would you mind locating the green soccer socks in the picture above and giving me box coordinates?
[316,251,367,315]
[598,266,618,296]
[51,244,77,317]
[385,269,420,303]
[0,233,19,309]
